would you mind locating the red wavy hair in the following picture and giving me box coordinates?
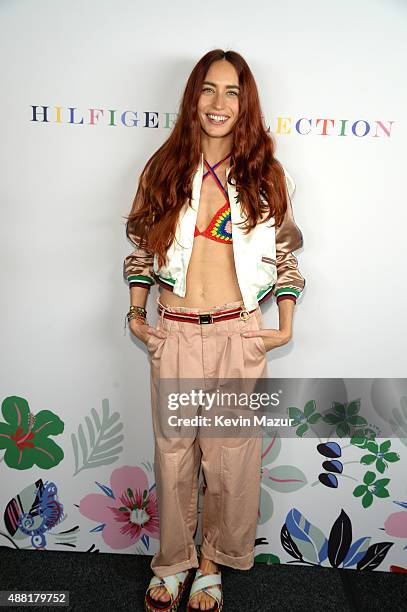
[125,48,289,269]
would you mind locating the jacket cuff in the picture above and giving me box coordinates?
[275,287,301,304]
[127,274,155,289]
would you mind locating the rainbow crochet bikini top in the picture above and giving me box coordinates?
[194,153,233,244]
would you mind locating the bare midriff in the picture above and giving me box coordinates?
[159,157,244,310]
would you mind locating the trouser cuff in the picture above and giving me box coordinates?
[150,545,200,578]
[200,535,255,571]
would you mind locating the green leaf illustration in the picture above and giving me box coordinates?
[296,423,309,437]
[383,452,399,462]
[346,400,361,416]
[362,492,373,508]
[379,440,391,453]
[255,553,281,565]
[304,400,316,418]
[360,454,376,465]
[72,398,124,475]
[374,488,390,499]
[363,471,376,485]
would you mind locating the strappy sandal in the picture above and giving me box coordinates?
[145,569,195,612]
[187,568,223,611]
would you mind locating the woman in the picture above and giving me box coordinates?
[123,49,305,612]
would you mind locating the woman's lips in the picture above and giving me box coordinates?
[206,114,229,125]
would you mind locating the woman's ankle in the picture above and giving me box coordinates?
[199,554,219,573]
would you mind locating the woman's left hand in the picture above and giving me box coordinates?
[242,328,292,352]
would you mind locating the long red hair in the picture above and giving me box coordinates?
[125,48,289,269]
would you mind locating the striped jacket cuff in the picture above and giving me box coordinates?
[275,287,301,304]
[127,274,155,289]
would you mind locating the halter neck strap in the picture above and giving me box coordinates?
[203,153,232,199]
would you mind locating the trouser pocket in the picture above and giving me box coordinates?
[241,309,267,356]
[147,320,170,362]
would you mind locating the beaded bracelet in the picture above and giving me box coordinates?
[124,306,147,335]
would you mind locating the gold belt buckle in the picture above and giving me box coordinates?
[239,309,250,321]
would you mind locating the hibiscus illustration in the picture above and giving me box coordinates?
[79,465,159,550]
[0,396,64,469]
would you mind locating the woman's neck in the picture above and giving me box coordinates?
[200,135,233,167]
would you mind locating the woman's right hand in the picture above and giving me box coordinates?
[129,318,167,346]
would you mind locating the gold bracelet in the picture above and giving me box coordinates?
[129,305,147,317]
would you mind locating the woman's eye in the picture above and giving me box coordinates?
[202,88,238,96]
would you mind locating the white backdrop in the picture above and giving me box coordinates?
[1,0,407,576]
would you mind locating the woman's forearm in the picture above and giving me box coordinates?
[277,298,295,337]
[130,286,149,308]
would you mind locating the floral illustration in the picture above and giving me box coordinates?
[384,501,407,538]
[286,397,399,501]
[359,440,400,474]
[259,433,307,525]
[79,465,159,550]
[0,396,64,470]
[288,400,322,437]
[353,471,390,508]
[351,434,399,508]
[322,400,367,438]
[281,507,393,569]
[288,398,378,443]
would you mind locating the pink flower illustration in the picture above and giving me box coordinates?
[79,465,159,550]
[384,510,407,538]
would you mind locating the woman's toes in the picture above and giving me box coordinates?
[190,591,216,610]
[189,593,200,608]
[159,587,170,601]
[150,586,170,602]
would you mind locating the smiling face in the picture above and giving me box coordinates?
[197,59,240,139]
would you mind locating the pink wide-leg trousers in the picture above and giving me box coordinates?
[146,298,268,578]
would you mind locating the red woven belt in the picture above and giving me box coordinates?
[157,303,257,324]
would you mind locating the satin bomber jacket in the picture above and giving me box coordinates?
[123,154,306,311]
